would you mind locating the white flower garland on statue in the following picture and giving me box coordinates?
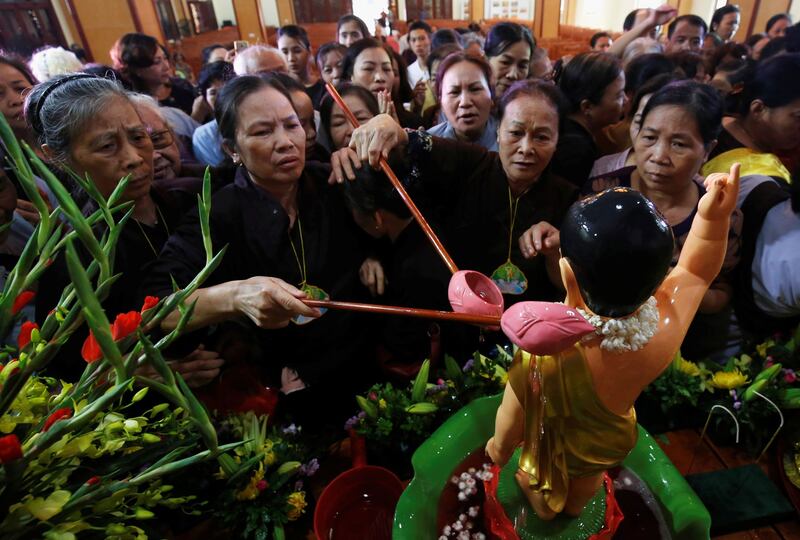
[577,296,659,353]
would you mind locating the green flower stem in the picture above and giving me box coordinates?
[136,331,176,386]
[66,170,118,229]
[64,240,126,384]
[150,249,226,327]
[175,373,218,450]
[130,327,220,454]
[128,441,242,486]
[54,441,241,518]
[134,373,218,452]
[24,144,110,282]
[0,116,50,244]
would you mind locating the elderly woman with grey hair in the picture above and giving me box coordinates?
[25,73,224,386]
[128,93,233,190]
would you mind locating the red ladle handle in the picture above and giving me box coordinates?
[304,298,500,326]
[325,82,459,275]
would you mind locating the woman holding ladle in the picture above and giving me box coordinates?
[331,79,579,304]
[143,74,371,427]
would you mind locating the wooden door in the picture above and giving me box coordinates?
[292,0,353,24]
[0,1,66,57]
[154,0,181,40]
[405,0,452,21]
[187,0,218,34]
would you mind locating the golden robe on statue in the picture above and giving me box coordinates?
[507,346,638,514]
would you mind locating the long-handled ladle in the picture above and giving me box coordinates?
[323,83,504,319]
[304,299,500,326]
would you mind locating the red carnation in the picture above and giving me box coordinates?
[43,407,73,432]
[86,476,100,486]
[0,434,23,463]
[111,311,142,340]
[11,291,35,315]
[140,296,159,313]
[17,321,39,350]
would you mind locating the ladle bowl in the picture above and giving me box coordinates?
[448,270,504,318]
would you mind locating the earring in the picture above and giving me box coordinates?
[232,154,240,165]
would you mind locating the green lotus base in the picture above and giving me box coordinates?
[393,393,711,540]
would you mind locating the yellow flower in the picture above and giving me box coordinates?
[286,491,307,521]
[676,357,701,377]
[378,399,387,410]
[235,463,265,501]
[262,440,276,466]
[19,490,71,521]
[756,340,774,358]
[708,369,749,390]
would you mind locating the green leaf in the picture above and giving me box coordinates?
[276,461,301,475]
[356,395,378,419]
[411,359,430,403]
[743,379,768,402]
[405,402,438,414]
[444,355,462,382]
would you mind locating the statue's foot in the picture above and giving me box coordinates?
[515,469,557,521]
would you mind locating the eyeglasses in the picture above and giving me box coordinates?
[148,127,175,150]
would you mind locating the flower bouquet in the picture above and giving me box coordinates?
[209,413,317,540]
[346,347,513,476]
[641,323,800,455]
[0,114,241,538]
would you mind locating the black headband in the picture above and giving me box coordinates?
[32,73,98,134]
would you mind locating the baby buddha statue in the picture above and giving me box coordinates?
[485,164,740,527]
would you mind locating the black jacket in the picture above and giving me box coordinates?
[140,164,370,389]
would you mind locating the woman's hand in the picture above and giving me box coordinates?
[359,257,387,296]
[377,90,399,124]
[329,114,408,182]
[191,95,212,123]
[412,80,427,109]
[136,345,224,388]
[15,199,40,225]
[518,221,560,259]
[349,113,408,168]
[233,276,320,328]
[330,147,361,184]
[171,345,225,387]
[645,4,678,27]
[699,163,740,222]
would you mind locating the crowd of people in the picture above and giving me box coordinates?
[1,7,799,427]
